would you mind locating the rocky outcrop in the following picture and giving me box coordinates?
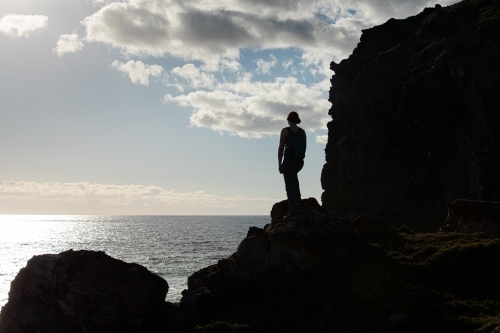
[0,250,168,333]
[185,198,365,298]
[439,199,500,234]
[322,0,500,231]
[2,199,500,332]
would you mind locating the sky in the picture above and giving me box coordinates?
[0,0,459,215]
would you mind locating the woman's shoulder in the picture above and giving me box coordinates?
[297,127,306,135]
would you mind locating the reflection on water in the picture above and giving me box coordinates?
[0,215,268,306]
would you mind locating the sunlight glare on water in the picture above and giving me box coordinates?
[0,215,269,307]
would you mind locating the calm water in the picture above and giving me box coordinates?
[0,215,269,307]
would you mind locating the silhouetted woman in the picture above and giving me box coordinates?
[278,111,306,220]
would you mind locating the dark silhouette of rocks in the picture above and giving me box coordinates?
[321,0,500,231]
[2,199,500,332]
[0,250,168,333]
[166,199,500,332]
[185,198,358,296]
[439,199,500,234]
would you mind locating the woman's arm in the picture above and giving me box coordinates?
[278,128,287,173]
[303,129,307,152]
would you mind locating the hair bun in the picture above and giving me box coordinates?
[287,111,301,124]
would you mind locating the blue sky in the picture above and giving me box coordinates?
[0,0,458,215]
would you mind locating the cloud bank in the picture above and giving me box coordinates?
[0,14,48,38]
[0,181,276,215]
[81,0,457,65]
[81,0,364,67]
[78,0,459,139]
[165,73,331,138]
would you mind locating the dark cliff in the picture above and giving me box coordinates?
[321,0,500,231]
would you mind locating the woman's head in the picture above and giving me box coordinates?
[287,111,301,124]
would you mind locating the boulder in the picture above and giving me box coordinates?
[0,250,168,333]
[186,198,361,293]
[321,0,500,232]
[491,325,500,333]
[439,199,500,234]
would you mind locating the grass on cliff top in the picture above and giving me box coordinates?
[190,229,500,333]
[313,229,500,333]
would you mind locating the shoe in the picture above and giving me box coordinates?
[283,214,298,221]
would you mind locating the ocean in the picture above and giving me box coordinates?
[0,215,269,308]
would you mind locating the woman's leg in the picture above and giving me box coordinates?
[294,160,304,205]
[283,159,303,218]
[296,160,303,204]
[283,170,299,217]
[290,172,300,216]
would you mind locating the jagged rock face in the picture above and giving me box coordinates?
[0,250,168,333]
[186,198,359,293]
[322,0,500,232]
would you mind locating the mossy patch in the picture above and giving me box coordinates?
[177,231,500,333]
[311,231,500,333]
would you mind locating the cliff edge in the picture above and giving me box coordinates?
[322,0,500,231]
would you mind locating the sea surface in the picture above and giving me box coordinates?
[0,215,269,308]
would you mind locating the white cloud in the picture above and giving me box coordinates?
[282,58,294,70]
[82,2,179,56]
[80,0,459,69]
[112,60,164,86]
[254,55,278,75]
[82,0,457,66]
[217,59,242,72]
[315,135,328,144]
[171,64,216,89]
[334,0,460,24]
[164,73,331,138]
[81,0,459,138]
[0,14,48,38]
[89,0,117,5]
[53,33,84,56]
[0,180,277,215]
[80,0,367,68]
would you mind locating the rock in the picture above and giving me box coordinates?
[180,287,207,308]
[246,226,265,238]
[439,199,500,234]
[321,0,500,232]
[491,325,500,333]
[389,312,407,324]
[0,250,168,333]
[186,198,362,294]
[351,215,394,236]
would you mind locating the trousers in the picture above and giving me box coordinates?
[282,157,304,217]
